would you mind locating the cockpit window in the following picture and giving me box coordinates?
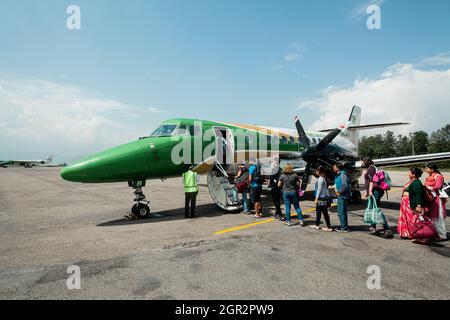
[174,124,191,136]
[150,124,178,137]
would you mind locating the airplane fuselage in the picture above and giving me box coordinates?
[60,118,361,184]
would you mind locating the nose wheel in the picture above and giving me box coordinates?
[132,203,150,219]
[125,180,152,220]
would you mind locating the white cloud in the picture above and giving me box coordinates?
[289,41,307,52]
[284,53,301,62]
[0,76,165,160]
[349,0,386,22]
[273,41,307,75]
[283,41,306,63]
[147,106,167,113]
[270,63,285,71]
[420,52,450,67]
[298,63,450,134]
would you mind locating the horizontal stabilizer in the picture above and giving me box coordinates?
[319,122,410,133]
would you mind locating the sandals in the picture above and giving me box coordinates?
[310,225,321,230]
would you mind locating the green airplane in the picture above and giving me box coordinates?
[61,106,450,218]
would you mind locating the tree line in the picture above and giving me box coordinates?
[359,124,450,168]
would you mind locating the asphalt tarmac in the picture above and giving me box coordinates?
[0,167,449,300]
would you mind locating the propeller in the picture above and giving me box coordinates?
[294,116,350,189]
[294,116,310,149]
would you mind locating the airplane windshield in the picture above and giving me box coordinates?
[150,124,178,137]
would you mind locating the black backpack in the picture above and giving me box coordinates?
[252,164,263,184]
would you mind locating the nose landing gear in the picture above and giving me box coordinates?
[125,180,151,220]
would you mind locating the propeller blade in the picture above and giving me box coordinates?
[294,116,310,149]
[316,121,351,151]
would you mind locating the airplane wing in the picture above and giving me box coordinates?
[319,122,410,133]
[354,152,450,169]
[293,167,306,174]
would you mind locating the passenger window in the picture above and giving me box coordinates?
[289,137,295,145]
[281,136,287,144]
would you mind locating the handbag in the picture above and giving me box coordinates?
[423,186,435,205]
[411,215,437,240]
[317,196,334,208]
[439,182,450,199]
[364,196,387,225]
[317,200,328,208]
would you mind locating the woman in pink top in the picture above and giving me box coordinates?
[424,163,447,241]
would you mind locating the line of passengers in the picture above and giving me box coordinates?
[231,158,448,244]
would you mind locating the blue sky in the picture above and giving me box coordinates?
[1,0,450,162]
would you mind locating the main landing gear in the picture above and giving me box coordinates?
[124,180,151,220]
[351,190,362,205]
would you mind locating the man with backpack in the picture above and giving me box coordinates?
[268,157,283,220]
[249,159,264,218]
[362,157,393,238]
[234,162,251,214]
[333,163,351,233]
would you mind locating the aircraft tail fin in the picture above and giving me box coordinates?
[320,106,410,150]
[344,106,362,148]
[46,155,54,163]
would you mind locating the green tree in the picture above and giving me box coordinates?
[429,124,450,168]
[359,134,384,159]
[411,131,429,155]
[396,135,411,156]
[358,124,450,168]
[383,131,397,157]
[429,124,450,153]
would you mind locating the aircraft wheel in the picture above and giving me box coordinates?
[351,190,362,205]
[132,203,151,219]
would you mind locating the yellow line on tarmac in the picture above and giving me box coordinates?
[214,205,336,235]
[214,187,407,235]
[214,218,275,235]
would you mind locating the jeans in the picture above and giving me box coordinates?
[371,189,390,231]
[337,197,349,230]
[242,188,250,213]
[283,191,303,223]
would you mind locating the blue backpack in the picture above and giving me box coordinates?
[339,171,351,198]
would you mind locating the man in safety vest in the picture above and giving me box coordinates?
[183,165,199,219]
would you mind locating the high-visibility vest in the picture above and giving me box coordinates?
[183,170,198,193]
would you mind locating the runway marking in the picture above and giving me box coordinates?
[214,187,407,235]
[214,205,336,235]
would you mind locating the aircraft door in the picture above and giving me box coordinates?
[214,127,235,166]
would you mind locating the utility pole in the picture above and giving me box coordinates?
[411,134,415,156]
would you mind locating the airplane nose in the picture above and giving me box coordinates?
[60,161,88,182]
[60,139,152,183]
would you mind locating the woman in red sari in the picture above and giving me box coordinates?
[425,163,447,241]
[398,168,428,242]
